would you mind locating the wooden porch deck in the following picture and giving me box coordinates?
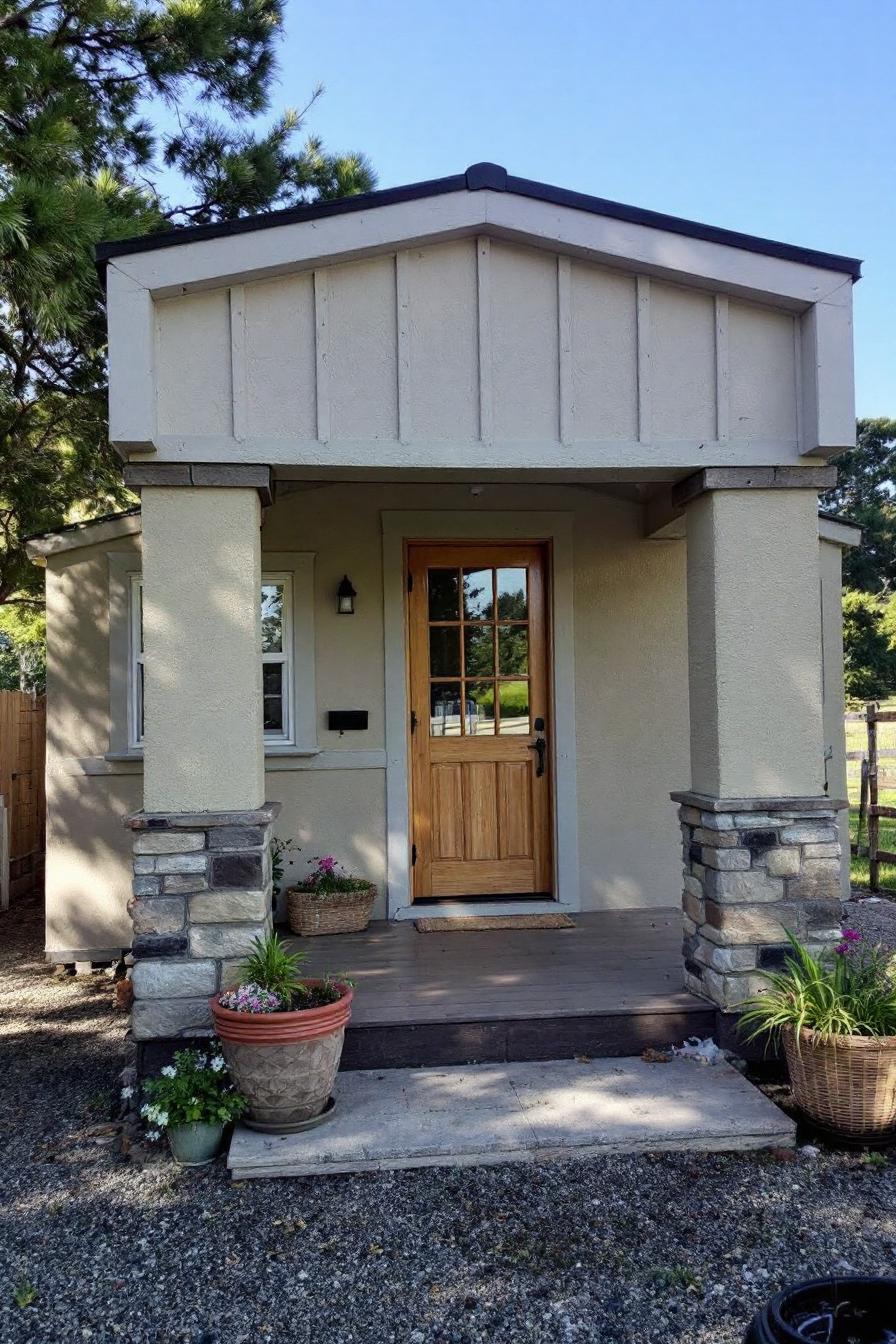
[286,907,716,1069]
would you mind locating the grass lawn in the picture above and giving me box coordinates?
[846,700,896,891]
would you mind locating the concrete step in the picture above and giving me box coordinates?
[228,1055,794,1179]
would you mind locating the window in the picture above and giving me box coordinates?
[127,573,295,749]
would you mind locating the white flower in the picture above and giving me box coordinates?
[161,1065,176,1078]
[120,1086,133,1099]
[140,1103,151,1117]
[211,1056,225,1073]
[155,1111,169,1127]
[146,1129,160,1142]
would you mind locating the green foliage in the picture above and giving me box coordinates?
[270,834,299,894]
[0,604,45,689]
[741,930,896,1041]
[0,0,374,627]
[142,1045,247,1128]
[841,589,896,701]
[241,930,308,1001]
[297,854,369,894]
[823,418,896,595]
[11,1277,37,1309]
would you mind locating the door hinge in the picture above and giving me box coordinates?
[407,572,413,593]
[412,843,418,866]
[410,709,418,734]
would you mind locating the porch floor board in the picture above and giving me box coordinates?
[285,907,717,1068]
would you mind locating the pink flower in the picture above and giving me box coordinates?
[317,856,336,874]
[841,928,862,943]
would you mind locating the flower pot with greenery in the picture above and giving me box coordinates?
[742,929,896,1138]
[286,855,377,937]
[141,1046,247,1166]
[210,932,353,1133]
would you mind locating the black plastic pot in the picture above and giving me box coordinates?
[745,1277,896,1343]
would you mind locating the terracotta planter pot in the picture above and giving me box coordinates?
[783,1025,896,1138]
[211,981,353,1133]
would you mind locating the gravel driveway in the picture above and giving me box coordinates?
[2,890,895,1344]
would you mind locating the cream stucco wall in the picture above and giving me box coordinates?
[39,482,850,958]
[820,536,851,892]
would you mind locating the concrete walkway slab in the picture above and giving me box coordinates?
[228,1055,794,1179]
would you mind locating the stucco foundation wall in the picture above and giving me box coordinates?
[41,482,849,958]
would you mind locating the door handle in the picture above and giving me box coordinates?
[529,736,546,777]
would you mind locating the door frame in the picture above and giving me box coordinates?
[382,510,580,919]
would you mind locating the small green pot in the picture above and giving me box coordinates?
[166,1122,224,1167]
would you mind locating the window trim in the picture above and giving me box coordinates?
[109,551,317,760]
[128,573,145,750]
[261,572,293,746]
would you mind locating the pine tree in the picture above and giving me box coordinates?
[0,0,374,686]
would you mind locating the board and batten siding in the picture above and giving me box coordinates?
[153,238,800,454]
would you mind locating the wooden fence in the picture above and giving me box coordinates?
[850,701,896,891]
[0,691,46,908]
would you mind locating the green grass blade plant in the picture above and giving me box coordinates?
[741,929,896,1044]
[241,931,309,1003]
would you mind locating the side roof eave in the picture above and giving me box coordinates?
[25,508,141,564]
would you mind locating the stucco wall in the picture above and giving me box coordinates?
[820,536,851,893]
[40,482,848,959]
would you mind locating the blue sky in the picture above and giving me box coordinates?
[197,0,896,415]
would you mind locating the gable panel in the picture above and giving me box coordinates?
[729,300,798,441]
[570,263,638,441]
[244,274,316,440]
[156,291,232,436]
[650,282,716,441]
[327,255,398,441]
[405,241,479,442]
[490,242,559,441]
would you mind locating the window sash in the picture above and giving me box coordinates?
[127,572,295,749]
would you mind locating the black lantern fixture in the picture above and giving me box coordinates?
[337,574,356,615]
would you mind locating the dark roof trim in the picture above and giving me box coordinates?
[95,162,863,281]
[23,505,141,545]
[818,508,861,529]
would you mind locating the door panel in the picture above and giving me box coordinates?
[409,542,553,900]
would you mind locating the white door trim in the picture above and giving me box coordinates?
[382,510,580,919]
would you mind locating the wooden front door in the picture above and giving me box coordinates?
[408,542,553,900]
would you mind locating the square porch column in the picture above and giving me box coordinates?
[674,479,845,1014]
[124,475,278,1043]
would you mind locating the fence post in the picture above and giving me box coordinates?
[868,701,880,892]
[856,755,869,855]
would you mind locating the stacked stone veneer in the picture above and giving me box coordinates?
[675,794,845,1011]
[126,804,279,1040]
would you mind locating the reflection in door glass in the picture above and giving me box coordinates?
[496,568,528,619]
[463,568,494,620]
[497,624,528,675]
[428,569,460,621]
[430,682,461,736]
[498,680,530,735]
[464,624,494,677]
[465,681,496,735]
[429,626,460,677]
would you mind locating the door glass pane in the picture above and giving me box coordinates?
[429,626,460,677]
[465,681,496,735]
[464,624,494,677]
[428,569,459,621]
[263,663,284,731]
[430,682,462,736]
[498,625,528,676]
[496,568,528,619]
[498,680,530,735]
[463,568,494,620]
[261,583,284,653]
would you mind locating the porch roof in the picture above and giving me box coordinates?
[95,162,862,282]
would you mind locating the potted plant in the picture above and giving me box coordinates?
[210,931,353,1133]
[742,929,896,1138]
[286,854,377,937]
[141,1045,247,1166]
[270,834,299,923]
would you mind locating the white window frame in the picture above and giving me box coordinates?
[125,569,303,752]
[261,572,294,746]
[128,574,145,750]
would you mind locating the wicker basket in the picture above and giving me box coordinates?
[286,883,376,937]
[783,1025,896,1137]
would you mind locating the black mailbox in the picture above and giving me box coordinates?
[328,710,368,732]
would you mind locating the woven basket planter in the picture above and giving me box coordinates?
[287,883,377,937]
[782,1025,896,1137]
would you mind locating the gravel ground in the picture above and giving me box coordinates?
[2,890,896,1344]
[844,889,896,956]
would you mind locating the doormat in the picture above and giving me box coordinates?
[414,914,575,932]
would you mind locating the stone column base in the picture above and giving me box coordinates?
[671,791,847,1011]
[125,802,280,1040]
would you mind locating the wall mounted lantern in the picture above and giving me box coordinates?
[337,574,357,615]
